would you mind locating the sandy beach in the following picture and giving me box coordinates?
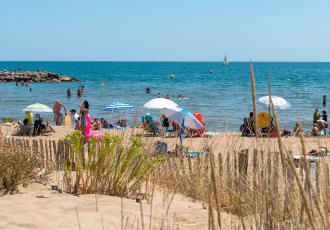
[1,125,330,229]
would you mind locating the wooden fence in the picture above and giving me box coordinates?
[7,137,72,169]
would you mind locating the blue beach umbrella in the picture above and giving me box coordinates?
[102,102,134,112]
[160,107,204,145]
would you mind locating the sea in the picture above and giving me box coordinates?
[0,61,329,132]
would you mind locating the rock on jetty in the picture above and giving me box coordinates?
[0,70,79,83]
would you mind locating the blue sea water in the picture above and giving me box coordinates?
[0,61,329,132]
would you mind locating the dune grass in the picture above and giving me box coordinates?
[62,131,166,197]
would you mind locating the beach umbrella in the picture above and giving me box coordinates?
[102,102,134,112]
[161,107,204,145]
[161,107,203,130]
[257,95,291,110]
[22,103,53,113]
[144,98,178,110]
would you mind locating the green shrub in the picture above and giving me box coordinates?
[63,131,165,197]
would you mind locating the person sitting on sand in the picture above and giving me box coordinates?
[100,118,113,129]
[92,119,102,130]
[293,122,303,136]
[247,112,255,135]
[16,118,32,136]
[240,117,251,137]
[317,119,327,135]
[53,100,64,126]
[311,124,319,136]
[32,114,55,135]
[161,115,170,131]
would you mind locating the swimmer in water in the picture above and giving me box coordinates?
[146,85,151,94]
[29,88,32,92]
[178,94,189,100]
[157,93,161,98]
[67,88,72,97]
[165,94,170,99]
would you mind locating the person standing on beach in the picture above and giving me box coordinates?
[323,95,327,107]
[79,100,89,139]
[322,111,328,132]
[53,100,64,126]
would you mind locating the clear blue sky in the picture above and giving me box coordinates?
[0,0,329,61]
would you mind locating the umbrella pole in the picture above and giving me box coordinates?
[179,118,184,146]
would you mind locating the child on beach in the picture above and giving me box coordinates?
[70,109,80,130]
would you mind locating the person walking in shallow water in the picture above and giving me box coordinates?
[323,95,327,107]
[67,88,71,97]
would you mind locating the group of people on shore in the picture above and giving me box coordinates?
[53,99,115,131]
[240,95,330,137]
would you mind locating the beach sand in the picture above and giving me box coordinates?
[0,182,239,229]
[1,125,329,229]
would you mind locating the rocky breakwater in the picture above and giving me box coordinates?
[0,70,79,83]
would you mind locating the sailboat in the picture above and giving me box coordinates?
[223,55,229,66]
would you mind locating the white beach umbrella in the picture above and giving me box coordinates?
[22,103,53,113]
[257,95,291,110]
[143,98,178,110]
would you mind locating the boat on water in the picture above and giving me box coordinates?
[223,55,229,66]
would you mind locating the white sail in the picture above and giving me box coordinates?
[223,55,229,65]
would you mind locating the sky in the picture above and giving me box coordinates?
[0,0,329,61]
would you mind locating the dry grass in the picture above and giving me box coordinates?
[0,141,44,194]
[152,133,330,229]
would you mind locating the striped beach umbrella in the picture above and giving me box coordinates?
[102,102,134,112]
[22,103,53,113]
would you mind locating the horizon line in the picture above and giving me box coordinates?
[0,60,330,63]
